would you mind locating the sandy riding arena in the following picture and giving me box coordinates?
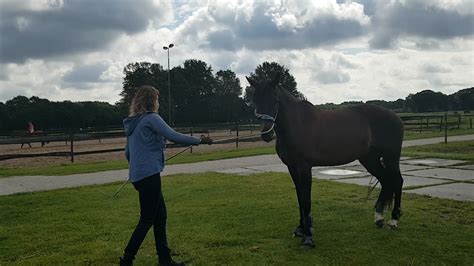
[0,130,273,168]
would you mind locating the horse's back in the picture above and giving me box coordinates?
[309,103,403,163]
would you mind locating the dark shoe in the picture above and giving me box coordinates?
[120,257,133,266]
[159,260,185,266]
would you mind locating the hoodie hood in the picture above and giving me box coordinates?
[123,113,148,136]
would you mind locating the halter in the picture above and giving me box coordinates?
[254,100,279,135]
[254,107,278,122]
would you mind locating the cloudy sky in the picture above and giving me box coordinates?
[0,0,473,105]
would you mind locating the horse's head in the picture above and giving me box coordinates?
[246,74,280,142]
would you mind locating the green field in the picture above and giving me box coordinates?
[0,172,472,265]
[402,140,474,163]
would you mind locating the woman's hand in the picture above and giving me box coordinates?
[200,135,213,145]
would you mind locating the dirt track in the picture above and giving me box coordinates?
[0,130,274,168]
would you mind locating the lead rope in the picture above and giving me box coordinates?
[100,130,275,199]
[366,176,380,199]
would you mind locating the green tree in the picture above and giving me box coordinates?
[216,70,242,96]
[212,69,248,122]
[244,62,305,105]
[0,102,9,133]
[2,95,123,132]
[172,59,218,124]
[450,87,474,111]
[366,98,406,112]
[118,59,252,125]
[119,62,168,119]
[406,90,448,112]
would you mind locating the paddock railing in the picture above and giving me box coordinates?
[400,113,473,132]
[0,122,262,162]
[1,113,473,163]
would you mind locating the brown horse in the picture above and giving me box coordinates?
[246,74,404,248]
[14,130,48,148]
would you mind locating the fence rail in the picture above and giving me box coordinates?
[1,113,472,163]
[0,124,261,162]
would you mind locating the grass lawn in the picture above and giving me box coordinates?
[0,172,473,265]
[402,140,474,162]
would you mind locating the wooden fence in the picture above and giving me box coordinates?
[1,113,473,163]
[400,114,473,132]
[0,123,261,162]
[401,114,473,130]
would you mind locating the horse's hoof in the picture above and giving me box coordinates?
[375,219,384,228]
[374,212,384,228]
[387,219,398,229]
[293,226,314,237]
[293,226,304,237]
[300,236,315,248]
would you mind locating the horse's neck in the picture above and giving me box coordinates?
[278,88,299,109]
[276,89,299,130]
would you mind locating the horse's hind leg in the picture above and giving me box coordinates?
[359,151,389,228]
[386,165,403,229]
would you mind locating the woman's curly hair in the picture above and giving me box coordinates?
[129,85,160,116]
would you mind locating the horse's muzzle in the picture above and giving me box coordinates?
[260,122,274,142]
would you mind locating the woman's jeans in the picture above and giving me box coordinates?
[124,173,171,263]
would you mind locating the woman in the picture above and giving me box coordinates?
[120,85,212,266]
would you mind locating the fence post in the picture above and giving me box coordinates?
[439,116,443,132]
[470,117,472,129]
[458,114,461,129]
[444,113,448,144]
[190,127,193,154]
[419,118,422,133]
[426,118,429,130]
[236,123,239,148]
[70,134,74,163]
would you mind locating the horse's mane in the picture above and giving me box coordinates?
[301,99,322,110]
[279,87,321,110]
[301,99,313,106]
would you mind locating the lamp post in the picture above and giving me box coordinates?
[163,43,174,125]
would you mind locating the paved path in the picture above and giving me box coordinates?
[1,135,473,199]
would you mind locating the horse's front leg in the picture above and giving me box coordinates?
[287,165,305,237]
[298,165,315,248]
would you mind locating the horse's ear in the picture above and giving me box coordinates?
[246,76,259,88]
[270,72,281,88]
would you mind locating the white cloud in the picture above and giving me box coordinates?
[175,0,370,51]
[369,0,474,49]
[0,0,472,107]
[0,0,172,63]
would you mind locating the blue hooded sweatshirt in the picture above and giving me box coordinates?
[123,112,201,183]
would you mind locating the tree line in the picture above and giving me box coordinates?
[0,59,472,133]
[0,96,122,134]
[318,87,473,113]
